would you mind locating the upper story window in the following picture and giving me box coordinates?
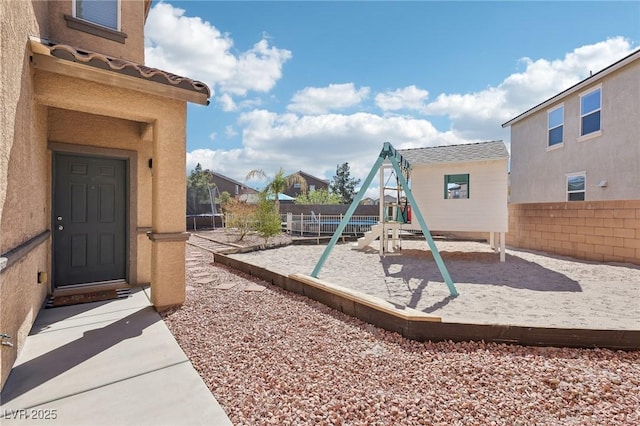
[547,105,564,147]
[309,185,316,191]
[580,87,601,136]
[74,0,119,31]
[567,173,586,201]
[444,174,469,199]
[235,184,239,195]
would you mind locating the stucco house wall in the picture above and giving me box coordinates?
[509,58,640,204]
[409,159,509,233]
[47,0,145,63]
[0,0,52,390]
[0,0,208,389]
[504,50,639,264]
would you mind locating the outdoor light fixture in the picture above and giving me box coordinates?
[598,180,608,187]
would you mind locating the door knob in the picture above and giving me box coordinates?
[57,216,63,221]
[58,225,64,231]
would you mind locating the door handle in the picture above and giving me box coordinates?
[58,225,64,231]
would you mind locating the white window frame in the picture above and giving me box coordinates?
[566,172,586,202]
[547,104,564,150]
[72,0,121,31]
[578,85,602,141]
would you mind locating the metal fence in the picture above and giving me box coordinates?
[281,212,379,237]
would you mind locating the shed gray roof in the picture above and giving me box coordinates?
[398,141,509,165]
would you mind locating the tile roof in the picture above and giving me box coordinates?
[32,38,210,101]
[398,141,509,165]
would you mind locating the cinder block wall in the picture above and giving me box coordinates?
[507,201,640,264]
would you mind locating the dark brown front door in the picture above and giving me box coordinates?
[53,154,127,287]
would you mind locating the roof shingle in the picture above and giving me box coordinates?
[398,141,509,165]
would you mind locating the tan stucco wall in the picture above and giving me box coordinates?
[48,108,153,284]
[2,0,192,390]
[47,0,145,62]
[409,159,509,232]
[35,71,188,309]
[510,60,640,203]
[0,0,51,390]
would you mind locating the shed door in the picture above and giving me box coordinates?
[53,154,126,287]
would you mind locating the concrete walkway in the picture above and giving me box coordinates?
[0,288,232,425]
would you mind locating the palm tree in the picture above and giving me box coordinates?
[245,168,307,211]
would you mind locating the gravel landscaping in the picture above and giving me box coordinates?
[161,240,640,425]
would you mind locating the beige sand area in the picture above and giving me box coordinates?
[229,239,640,330]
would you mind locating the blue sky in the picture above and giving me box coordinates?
[144,1,639,195]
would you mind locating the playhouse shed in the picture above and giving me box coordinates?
[398,140,510,259]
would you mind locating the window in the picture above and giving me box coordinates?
[580,88,601,136]
[293,183,301,189]
[309,185,316,191]
[567,173,586,201]
[548,105,564,147]
[444,174,469,199]
[235,184,239,195]
[74,0,119,30]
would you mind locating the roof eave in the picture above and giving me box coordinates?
[29,39,210,106]
[502,49,640,128]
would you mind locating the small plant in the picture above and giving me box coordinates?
[255,193,282,244]
[224,199,257,241]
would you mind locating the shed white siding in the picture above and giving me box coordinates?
[410,159,509,232]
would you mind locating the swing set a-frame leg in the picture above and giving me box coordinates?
[310,142,458,297]
[388,156,458,296]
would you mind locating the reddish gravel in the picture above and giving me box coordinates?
[162,245,640,425]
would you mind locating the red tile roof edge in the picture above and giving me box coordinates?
[43,42,210,99]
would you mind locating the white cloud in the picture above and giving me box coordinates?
[145,2,291,98]
[217,93,237,112]
[423,37,635,139]
[287,83,371,115]
[375,85,429,111]
[208,132,217,141]
[187,110,467,186]
[225,126,238,138]
[186,37,636,201]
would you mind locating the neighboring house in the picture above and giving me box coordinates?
[360,197,376,206]
[208,171,258,198]
[0,0,209,389]
[503,49,640,264]
[397,141,510,257]
[283,171,329,198]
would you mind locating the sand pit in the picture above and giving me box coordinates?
[229,240,640,330]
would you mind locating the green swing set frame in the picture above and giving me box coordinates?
[311,142,459,297]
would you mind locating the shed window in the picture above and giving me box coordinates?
[444,174,469,199]
[567,173,586,201]
[75,0,119,30]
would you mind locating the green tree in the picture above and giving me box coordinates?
[245,168,307,211]
[187,163,216,214]
[330,162,361,204]
[294,188,342,205]
[254,193,282,243]
[216,191,232,213]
